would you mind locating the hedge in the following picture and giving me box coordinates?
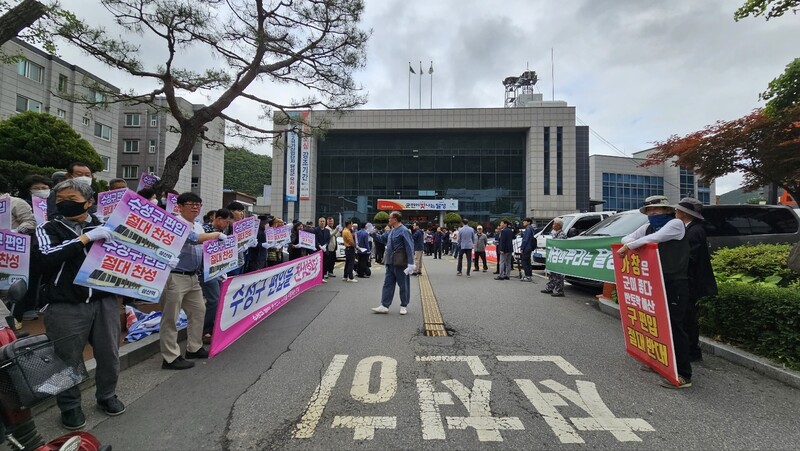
[711,243,797,287]
[699,281,800,370]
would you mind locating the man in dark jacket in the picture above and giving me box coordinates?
[495,219,514,280]
[32,179,124,430]
[520,217,537,282]
[675,197,718,362]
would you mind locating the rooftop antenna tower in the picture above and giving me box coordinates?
[502,69,538,108]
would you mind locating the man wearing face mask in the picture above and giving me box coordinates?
[108,178,128,191]
[47,162,97,218]
[32,178,124,430]
[618,195,692,389]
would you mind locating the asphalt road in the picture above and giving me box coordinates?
[34,254,800,450]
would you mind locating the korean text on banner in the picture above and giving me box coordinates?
[298,230,316,251]
[97,188,128,222]
[485,244,498,263]
[265,224,292,248]
[285,130,299,202]
[0,230,30,289]
[299,110,311,200]
[74,240,170,303]
[545,236,620,283]
[104,190,192,261]
[136,172,160,192]
[209,250,324,357]
[0,195,10,231]
[204,234,239,280]
[611,243,679,386]
[32,197,48,224]
[233,216,258,254]
[166,193,181,216]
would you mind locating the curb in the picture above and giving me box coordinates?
[32,328,185,415]
[592,296,800,390]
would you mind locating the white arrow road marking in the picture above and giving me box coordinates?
[497,355,584,375]
[293,354,348,439]
[416,355,490,376]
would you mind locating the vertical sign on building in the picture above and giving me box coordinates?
[285,128,299,202]
[299,110,311,201]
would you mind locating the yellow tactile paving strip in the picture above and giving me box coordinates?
[419,264,448,337]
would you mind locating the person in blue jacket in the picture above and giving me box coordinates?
[495,219,514,280]
[369,211,415,315]
[520,217,537,282]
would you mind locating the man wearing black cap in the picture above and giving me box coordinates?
[618,195,693,389]
[675,197,717,362]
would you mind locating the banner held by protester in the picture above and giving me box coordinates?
[97,188,128,222]
[136,172,160,192]
[204,234,239,280]
[298,230,316,251]
[0,195,10,231]
[265,224,292,248]
[546,236,620,283]
[611,243,679,386]
[233,216,259,255]
[0,229,30,289]
[166,193,181,216]
[209,250,324,357]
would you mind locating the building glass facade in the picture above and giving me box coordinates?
[543,127,550,195]
[680,167,695,199]
[556,126,563,196]
[601,173,665,211]
[697,178,711,204]
[316,131,526,225]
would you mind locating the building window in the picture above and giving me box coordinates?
[87,88,106,104]
[17,59,43,83]
[147,166,155,173]
[543,127,550,195]
[101,156,111,172]
[191,177,199,188]
[697,178,711,205]
[82,116,90,126]
[124,113,141,127]
[57,74,68,92]
[123,140,140,153]
[94,122,112,141]
[15,95,42,113]
[150,113,158,127]
[556,126,563,196]
[192,154,200,165]
[602,172,665,211]
[122,165,139,179]
[148,139,157,153]
[679,167,695,199]
[57,109,66,119]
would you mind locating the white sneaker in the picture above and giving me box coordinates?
[321,278,327,283]
[371,306,389,314]
[399,307,408,315]
[349,278,358,283]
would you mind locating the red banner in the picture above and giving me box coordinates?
[611,243,679,386]
[485,244,497,263]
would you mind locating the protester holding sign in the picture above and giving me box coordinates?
[32,178,125,430]
[541,218,567,296]
[160,193,226,371]
[200,209,235,343]
[618,195,692,389]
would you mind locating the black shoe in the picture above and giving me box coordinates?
[328,273,336,278]
[551,292,565,297]
[540,289,553,294]
[162,356,195,370]
[186,347,209,359]
[97,395,126,416]
[493,272,500,274]
[494,276,503,280]
[61,407,86,430]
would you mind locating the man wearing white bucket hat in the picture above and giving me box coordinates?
[618,195,693,389]
[675,197,718,362]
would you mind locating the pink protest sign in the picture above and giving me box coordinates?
[298,230,316,251]
[104,190,192,261]
[0,196,10,230]
[32,197,48,224]
[203,234,239,280]
[265,224,292,248]
[166,193,181,215]
[74,240,171,303]
[233,216,259,255]
[0,230,30,289]
[97,188,128,222]
[136,172,160,192]
[209,250,324,357]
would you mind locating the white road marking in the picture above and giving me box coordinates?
[331,416,397,440]
[350,356,397,403]
[416,378,454,440]
[540,379,654,442]
[442,379,525,442]
[293,354,348,439]
[416,355,490,376]
[515,379,584,444]
[497,355,584,375]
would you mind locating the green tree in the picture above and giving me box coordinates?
[734,0,799,21]
[223,146,272,198]
[0,111,102,190]
[373,211,389,226]
[50,0,369,195]
[443,212,462,229]
[760,57,800,117]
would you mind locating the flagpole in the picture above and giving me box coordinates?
[429,60,433,109]
[419,61,422,109]
[408,62,411,109]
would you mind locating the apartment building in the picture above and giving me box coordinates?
[0,38,120,181]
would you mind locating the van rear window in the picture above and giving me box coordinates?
[703,207,799,236]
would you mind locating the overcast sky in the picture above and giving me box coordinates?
[54,0,800,195]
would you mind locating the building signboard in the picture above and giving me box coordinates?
[377,199,458,211]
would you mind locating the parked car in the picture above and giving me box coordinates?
[530,212,615,267]
[563,205,800,288]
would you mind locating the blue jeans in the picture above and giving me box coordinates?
[381,264,410,307]
[201,276,222,334]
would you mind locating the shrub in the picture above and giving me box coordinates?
[699,281,800,370]
[711,243,797,287]
[373,211,389,227]
[443,212,462,229]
